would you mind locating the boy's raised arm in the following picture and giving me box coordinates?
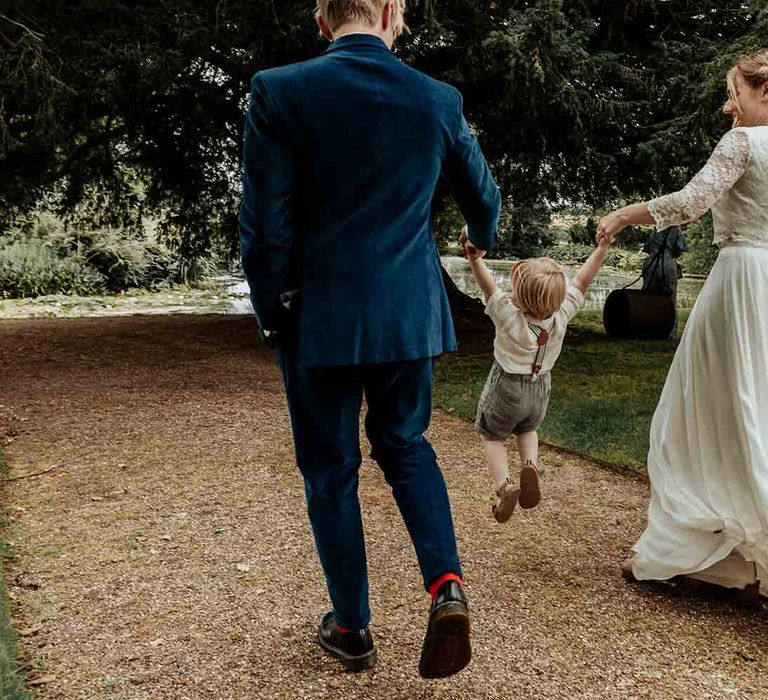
[571,239,611,295]
[467,254,499,302]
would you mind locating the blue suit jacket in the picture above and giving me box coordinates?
[239,34,501,367]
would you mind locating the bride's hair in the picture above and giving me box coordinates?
[727,50,768,116]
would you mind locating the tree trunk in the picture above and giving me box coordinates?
[440,264,493,341]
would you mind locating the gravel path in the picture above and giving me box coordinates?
[1,314,768,699]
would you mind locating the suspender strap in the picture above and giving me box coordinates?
[528,322,553,377]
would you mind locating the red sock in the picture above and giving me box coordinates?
[337,625,352,634]
[429,573,463,600]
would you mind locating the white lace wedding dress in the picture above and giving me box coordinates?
[631,126,768,593]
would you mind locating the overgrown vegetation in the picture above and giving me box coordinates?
[545,243,644,272]
[0,216,218,299]
[434,310,688,469]
[681,216,719,276]
[0,242,106,299]
[0,449,32,700]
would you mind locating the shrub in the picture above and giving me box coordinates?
[0,212,223,298]
[568,216,649,251]
[544,242,643,272]
[0,241,106,299]
[80,230,177,292]
[682,216,717,276]
[615,225,650,251]
[433,198,556,259]
[567,217,597,246]
[40,222,177,292]
[495,202,556,258]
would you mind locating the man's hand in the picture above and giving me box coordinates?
[258,327,278,349]
[459,225,487,261]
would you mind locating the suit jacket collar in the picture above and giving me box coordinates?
[324,34,391,55]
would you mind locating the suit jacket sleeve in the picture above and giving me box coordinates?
[444,95,502,252]
[239,74,295,334]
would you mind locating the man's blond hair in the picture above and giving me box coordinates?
[316,0,407,35]
[510,258,567,320]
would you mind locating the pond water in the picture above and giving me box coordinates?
[0,260,705,319]
[441,257,705,312]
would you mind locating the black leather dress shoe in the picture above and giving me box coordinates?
[317,612,376,672]
[419,581,471,679]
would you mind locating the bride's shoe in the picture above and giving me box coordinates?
[620,558,637,582]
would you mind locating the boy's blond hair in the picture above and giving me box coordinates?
[315,0,407,35]
[510,258,567,320]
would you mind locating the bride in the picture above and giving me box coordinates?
[597,50,768,593]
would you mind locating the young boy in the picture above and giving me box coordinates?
[461,227,611,522]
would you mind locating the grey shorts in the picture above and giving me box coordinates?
[474,362,552,441]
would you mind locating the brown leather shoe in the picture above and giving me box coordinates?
[418,580,471,679]
[519,460,541,509]
[492,478,520,523]
[317,612,376,672]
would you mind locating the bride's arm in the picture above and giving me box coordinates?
[598,129,751,241]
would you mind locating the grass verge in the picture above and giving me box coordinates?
[435,310,687,471]
[0,449,31,700]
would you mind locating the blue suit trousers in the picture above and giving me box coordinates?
[277,333,462,630]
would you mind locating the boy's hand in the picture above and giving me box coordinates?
[459,226,486,261]
[573,229,612,295]
[597,233,612,251]
[459,226,470,257]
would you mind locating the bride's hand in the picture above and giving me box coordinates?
[596,210,627,245]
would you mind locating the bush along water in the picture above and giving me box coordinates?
[545,242,644,272]
[0,241,106,298]
[0,216,216,299]
[562,213,718,277]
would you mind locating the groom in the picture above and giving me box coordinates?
[239,0,500,678]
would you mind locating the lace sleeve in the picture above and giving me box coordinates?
[648,129,751,231]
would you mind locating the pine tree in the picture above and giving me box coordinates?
[0,1,764,255]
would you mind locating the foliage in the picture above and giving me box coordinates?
[681,216,718,276]
[615,226,652,253]
[47,223,179,291]
[495,201,556,258]
[434,310,689,469]
[0,215,203,298]
[566,215,649,253]
[0,241,106,299]
[545,243,643,272]
[0,1,319,251]
[432,197,467,253]
[405,0,766,229]
[568,215,665,253]
[0,1,765,258]
[567,218,598,246]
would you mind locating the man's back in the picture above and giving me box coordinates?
[240,34,501,366]
[238,6,502,680]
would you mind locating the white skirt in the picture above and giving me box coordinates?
[632,244,768,588]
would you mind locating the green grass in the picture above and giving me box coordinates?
[0,449,31,700]
[435,310,688,471]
